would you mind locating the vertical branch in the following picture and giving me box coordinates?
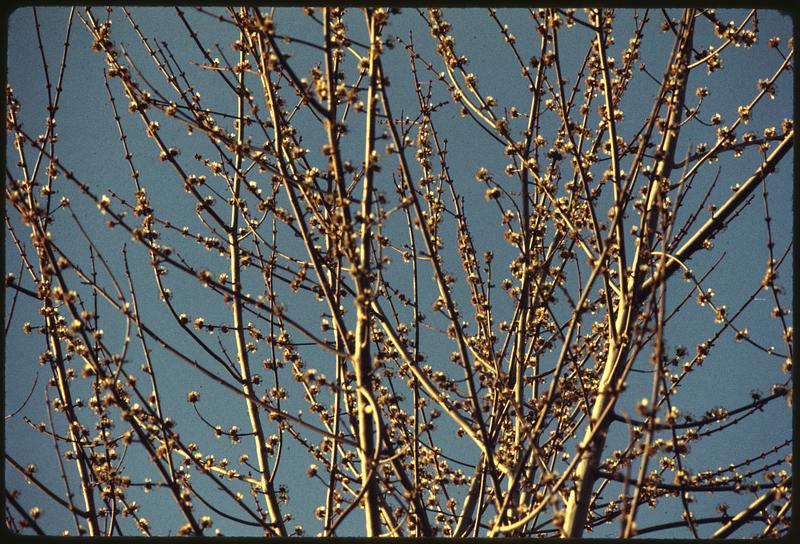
[43,386,83,535]
[593,9,629,304]
[375,57,506,511]
[562,9,696,537]
[122,247,177,487]
[351,9,382,534]
[622,215,671,537]
[228,24,286,536]
[6,97,101,536]
[322,7,357,265]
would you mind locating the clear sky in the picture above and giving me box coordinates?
[5,7,793,538]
